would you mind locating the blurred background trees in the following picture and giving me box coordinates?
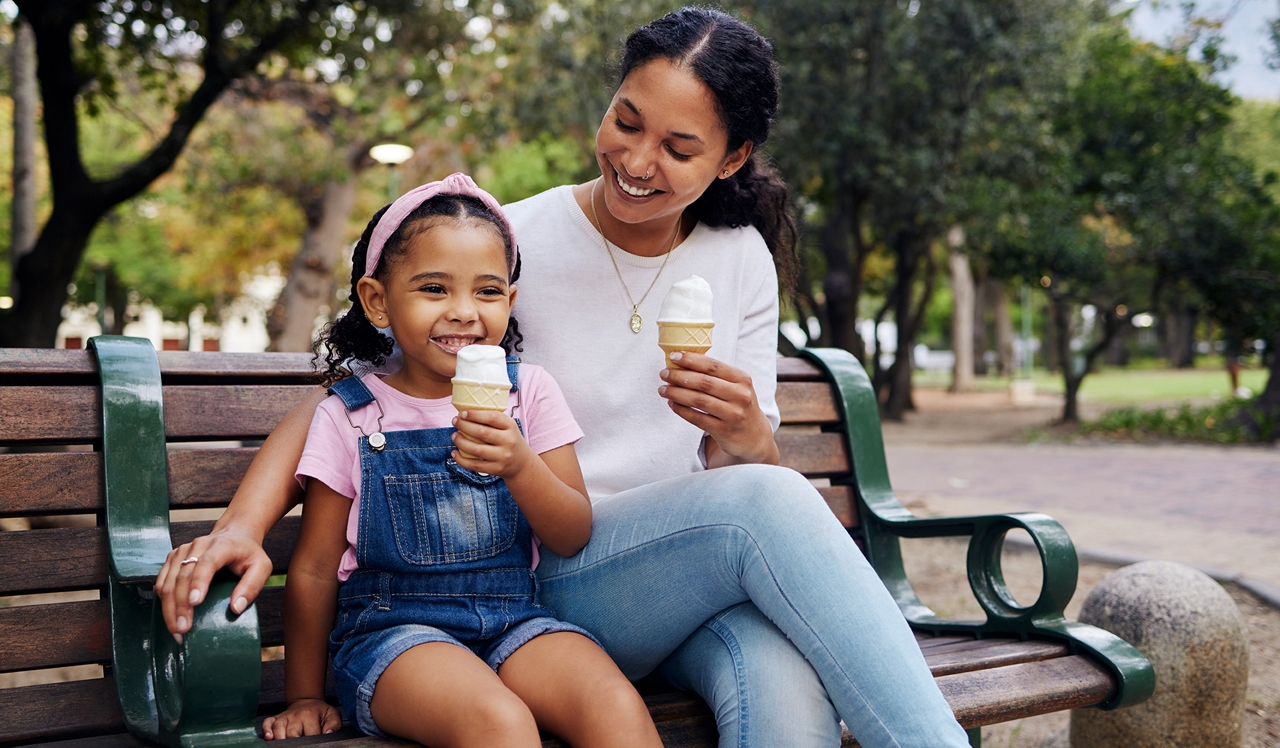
[1,0,1277,433]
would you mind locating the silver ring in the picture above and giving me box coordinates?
[180,556,199,566]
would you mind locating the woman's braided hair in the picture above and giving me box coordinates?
[314,194,523,385]
[620,7,798,294]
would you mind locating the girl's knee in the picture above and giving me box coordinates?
[463,692,539,743]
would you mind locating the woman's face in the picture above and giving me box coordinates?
[595,58,752,227]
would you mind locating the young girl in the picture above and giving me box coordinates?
[262,174,662,748]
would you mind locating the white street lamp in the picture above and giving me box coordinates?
[369,143,415,201]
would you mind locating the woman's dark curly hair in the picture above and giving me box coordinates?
[315,194,523,385]
[620,7,799,294]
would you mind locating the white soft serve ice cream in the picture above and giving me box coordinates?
[658,275,714,323]
[452,344,510,386]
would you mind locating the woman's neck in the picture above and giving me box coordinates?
[575,179,690,258]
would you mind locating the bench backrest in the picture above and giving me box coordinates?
[0,349,858,745]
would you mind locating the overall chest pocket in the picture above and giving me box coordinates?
[382,463,518,566]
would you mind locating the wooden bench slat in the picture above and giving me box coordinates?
[817,485,858,529]
[775,357,825,382]
[0,448,257,516]
[0,385,314,444]
[937,655,1114,727]
[0,599,111,673]
[0,677,124,744]
[0,518,301,595]
[775,382,841,424]
[0,349,318,380]
[925,641,1068,677]
[775,432,848,476]
[917,635,980,650]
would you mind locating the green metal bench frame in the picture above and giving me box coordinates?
[90,337,1152,748]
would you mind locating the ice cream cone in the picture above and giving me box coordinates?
[452,380,510,458]
[658,321,714,369]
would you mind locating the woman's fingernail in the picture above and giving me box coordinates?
[189,589,202,604]
[233,596,248,614]
[670,352,683,361]
[658,385,668,396]
[173,632,183,645]
[176,616,187,631]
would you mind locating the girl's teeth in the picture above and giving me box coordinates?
[617,171,656,197]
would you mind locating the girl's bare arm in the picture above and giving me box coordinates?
[157,387,329,638]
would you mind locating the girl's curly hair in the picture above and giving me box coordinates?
[314,194,523,385]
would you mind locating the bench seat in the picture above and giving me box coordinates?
[0,346,1151,748]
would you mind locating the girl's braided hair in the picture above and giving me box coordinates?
[314,194,523,385]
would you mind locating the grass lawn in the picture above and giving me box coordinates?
[914,365,1270,405]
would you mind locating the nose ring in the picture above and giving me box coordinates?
[641,168,652,180]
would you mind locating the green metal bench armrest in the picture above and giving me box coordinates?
[798,348,1154,710]
[91,336,264,747]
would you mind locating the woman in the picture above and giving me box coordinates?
[158,9,970,747]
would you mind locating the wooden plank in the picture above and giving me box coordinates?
[0,676,125,743]
[0,599,111,673]
[938,655,1114,727]
[776,382,841,424]
[916,635,978,650]
[0,385,313,444]
[258,586,286,647]
[0,448,255,515]
[925,641,1068,677]
[776,357,825,382]
[0,348,317,380]
[817,485,859,529]
[0,517,300,595]
[775,432,849,476]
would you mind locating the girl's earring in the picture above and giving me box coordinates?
[377,315,383,320]
[722,170,730,178]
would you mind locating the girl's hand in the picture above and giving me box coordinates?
[451,410,537,478]
[658,352,779,466]
[262,698,342,739]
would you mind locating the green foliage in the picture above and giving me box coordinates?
[477,134,590,204]
[1081,398,1277,444]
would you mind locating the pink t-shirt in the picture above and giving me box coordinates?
[295,366,584,581]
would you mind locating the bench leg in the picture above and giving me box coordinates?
[966,727,981,747]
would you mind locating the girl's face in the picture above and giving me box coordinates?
[357,220,514,397]
[595,58,753,227]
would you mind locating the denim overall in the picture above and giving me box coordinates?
[324,362,596,735]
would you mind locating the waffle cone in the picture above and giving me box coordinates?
[451,380,510,412]
[658,321,713,368]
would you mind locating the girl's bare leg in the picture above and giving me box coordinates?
[371,642,541,748]
[499,632,663,748]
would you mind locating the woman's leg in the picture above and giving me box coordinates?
[656,602,843,748]
[499,632,663,748]
[536,464,969,748]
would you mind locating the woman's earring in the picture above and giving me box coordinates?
[722,170,730,178]
[378,315,383,320]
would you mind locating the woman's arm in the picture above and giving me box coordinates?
[262,478,350,740]
[157,387,330,638]
[452,411,592,556]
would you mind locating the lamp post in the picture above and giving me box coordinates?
[369,143,415,203]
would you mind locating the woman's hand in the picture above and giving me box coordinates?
[157,530,275,642]
[262,698,342,740]
[658,352,779,466]
[451,410,537,479]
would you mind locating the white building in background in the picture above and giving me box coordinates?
[54,268,287,352]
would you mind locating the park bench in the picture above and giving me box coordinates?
[0,338,1154,748]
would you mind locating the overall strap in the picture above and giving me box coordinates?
[329,376,377,412]
[506,358,520,392]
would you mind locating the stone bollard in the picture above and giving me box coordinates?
[1070,560,1249,748]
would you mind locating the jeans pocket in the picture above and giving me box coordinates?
[383,471,518,565]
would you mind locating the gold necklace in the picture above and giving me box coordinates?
[590,179,682,333]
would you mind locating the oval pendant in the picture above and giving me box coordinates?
[629,313,643,333]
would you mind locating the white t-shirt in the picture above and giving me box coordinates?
[504,186,780,500]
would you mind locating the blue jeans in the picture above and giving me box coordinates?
[536,464,969,748]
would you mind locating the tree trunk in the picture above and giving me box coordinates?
[0,206,102,347]
[948,241,975,392]
[992,281,1013,377]
[884,231,934,420]
[1105,322,1131,367]
[818,208,863,360]
[1051,295,1080,422]
[10,14,37,290]
[973,269,990,377]
[1255,331,1280,416]
[267,177,359,352]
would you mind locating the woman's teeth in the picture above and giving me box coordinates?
[616,171,656,197]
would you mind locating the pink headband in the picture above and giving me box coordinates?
[364,172,517,277]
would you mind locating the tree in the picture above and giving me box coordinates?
[3,0,422,347]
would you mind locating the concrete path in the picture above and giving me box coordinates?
[883,441,1280,593]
